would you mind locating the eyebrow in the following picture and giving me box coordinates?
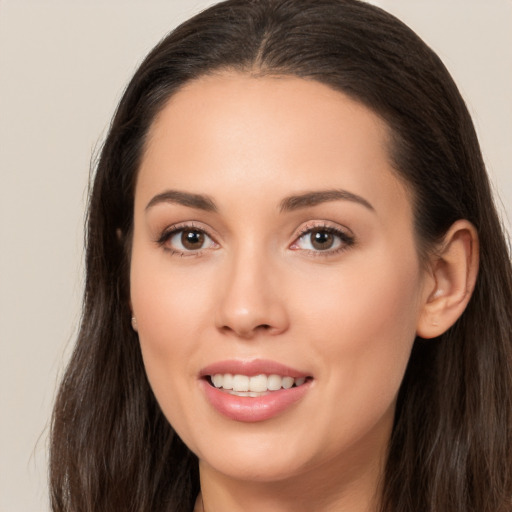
[145,188,374,214]
[279,189,374,212]
[145,190,217,212]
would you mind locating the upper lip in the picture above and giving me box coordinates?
[199,359,311,379]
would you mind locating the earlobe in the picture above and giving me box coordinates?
[416,220,479,339]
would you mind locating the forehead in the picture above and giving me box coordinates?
[146,72,391,162]
[138,72,410,219]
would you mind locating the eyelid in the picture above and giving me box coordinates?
[156,221,219,256]
[290,221,355,254]
[294,220,354,239]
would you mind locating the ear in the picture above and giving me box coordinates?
[416,220,479,339]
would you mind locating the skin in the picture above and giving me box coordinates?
[130,73,477,512]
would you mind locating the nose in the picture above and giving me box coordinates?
[214,249,290,339]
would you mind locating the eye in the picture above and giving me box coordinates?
[158,225,218,255]
[291,225,354,253]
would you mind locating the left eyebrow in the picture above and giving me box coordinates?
[279,189,375,212]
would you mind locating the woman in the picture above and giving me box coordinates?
[50,1,512,511]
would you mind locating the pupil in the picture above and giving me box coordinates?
[182,230,204,250]
[311,230,333,250]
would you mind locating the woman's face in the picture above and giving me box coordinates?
[131,73,430,484]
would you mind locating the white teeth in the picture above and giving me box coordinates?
[282,376,294,389]
[210,373,308,392]
[249,374,268,392]
[211,374,223,388]
[229,391,245,396]
[267,374,282,391]
[295,377,306,387]
[222,373,233,390]
[229,390,266,397]
[232,374,249,392]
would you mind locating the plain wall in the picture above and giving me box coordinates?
[0,1,510,511]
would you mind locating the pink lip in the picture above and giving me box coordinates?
[199,359,313,422]
[201,380,312,422]
[199,359,309,378]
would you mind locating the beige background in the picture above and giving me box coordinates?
[0,1,510,511]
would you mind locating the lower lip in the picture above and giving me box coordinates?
[201,379,312,422]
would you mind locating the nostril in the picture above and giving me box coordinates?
[220,323,273,338]
[253,324,273,335]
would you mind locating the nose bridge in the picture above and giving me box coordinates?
[215,240,288,338]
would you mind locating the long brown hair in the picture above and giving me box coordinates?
[50,1,512,511]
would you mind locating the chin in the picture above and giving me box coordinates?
[186,420,335,484]
[199,449,311,483]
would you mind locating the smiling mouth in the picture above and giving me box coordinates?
[206,373,312,397]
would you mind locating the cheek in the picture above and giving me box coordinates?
[297,248,422,439]
[298,244,421,341]
[129,248,212,407]
[130,244,213,341]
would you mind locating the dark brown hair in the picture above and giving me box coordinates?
[50,1,512,511]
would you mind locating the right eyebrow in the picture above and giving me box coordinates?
[145,189,217,212]
[279,189,375,213]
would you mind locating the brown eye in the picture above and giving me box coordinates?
[291,225,354,254]
[163,227,217,254]
[181,230,205,250]
[310,229,335,250]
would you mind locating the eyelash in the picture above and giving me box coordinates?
[291,223,355,256]
[156,222,218,257]
[156,222,355,257]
